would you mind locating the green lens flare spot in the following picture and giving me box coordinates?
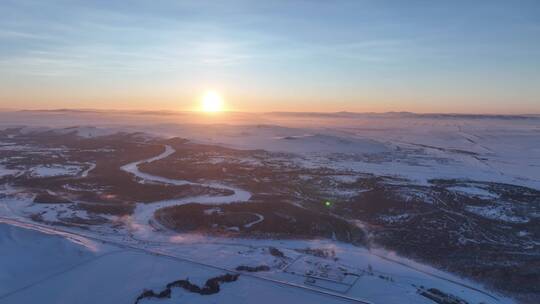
[325,201,332,207]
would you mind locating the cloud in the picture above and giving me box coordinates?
[0,30,50,40]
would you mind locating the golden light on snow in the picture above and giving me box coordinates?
[201,91,224,113]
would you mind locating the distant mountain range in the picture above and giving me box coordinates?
[10,108,540,119]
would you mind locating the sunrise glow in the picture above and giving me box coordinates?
[201,91,224,113]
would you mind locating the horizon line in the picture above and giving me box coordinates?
[1,107,539,117]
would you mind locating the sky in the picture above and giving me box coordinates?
[1,0,539,113]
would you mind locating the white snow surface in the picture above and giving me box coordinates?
[0,165,18,178]
[29,164,82,178]
[2,110,539,189]
[0,223,102,296]
[0,140,519,304]
[448,185,500,199]
[0,217,515,304]
[465,205,530,224]
[0,111,535,303]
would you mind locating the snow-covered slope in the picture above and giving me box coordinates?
[0,221,515,304]
[0,223,101,296]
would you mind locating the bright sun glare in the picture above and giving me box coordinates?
[201,91,224,113]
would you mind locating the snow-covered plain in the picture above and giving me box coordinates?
[0,165,18,178]
[0,143,516,304]
[0,217,513,304]
[0,110,537,303]
[1,110,538,189]
[28,164,83,178]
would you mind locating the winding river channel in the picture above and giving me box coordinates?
[120,145,252,237]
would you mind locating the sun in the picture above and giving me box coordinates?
[201,91,224,113]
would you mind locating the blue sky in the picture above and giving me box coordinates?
[1,0,539,113]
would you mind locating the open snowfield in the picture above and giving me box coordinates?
[0,165,18,178]
[0,218,513,304]
[1,110,539,189]
[0,110,538,303]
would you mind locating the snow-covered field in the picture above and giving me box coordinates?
[1,110,538,189]
[0,217,512,304]
[28,164,83,178]
[0,110,538,303]
[0,143,516,304]
[0,165,18,178]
